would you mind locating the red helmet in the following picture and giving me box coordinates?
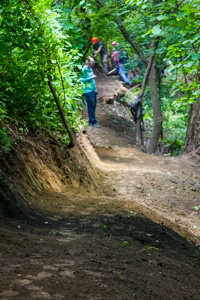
[92,37,98,44]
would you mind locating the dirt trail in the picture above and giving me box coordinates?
[86,72,200,244]
[0,72,200,300]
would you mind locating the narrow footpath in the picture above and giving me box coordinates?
[0,72,200,300]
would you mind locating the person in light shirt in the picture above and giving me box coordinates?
[111,41,120,74]
[80,56,100,128]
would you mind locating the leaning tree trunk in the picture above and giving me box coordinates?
[47,75,76,148]
[136,42,157,146]
[147,57,163,154]
[136,103,143,146]
[184,100,200,162]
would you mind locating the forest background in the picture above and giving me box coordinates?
[0,0,200,155]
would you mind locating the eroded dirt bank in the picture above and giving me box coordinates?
[0,73,200,300]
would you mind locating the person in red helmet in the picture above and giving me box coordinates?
[92,37,108,74]
[91,37,98,44]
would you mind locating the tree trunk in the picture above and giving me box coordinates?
[47,75,76,148]
[147,58,162,154]
[184,100,200,163]
[136,42,157,148]
[136,103,143,146]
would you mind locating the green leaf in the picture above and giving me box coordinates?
[79,0,85,5]
[144,245,153,250]
[151,25,162,36]
[157,15,166,21]
[123,241,131,247]
[194,206,200,211]
[101,225,107,229]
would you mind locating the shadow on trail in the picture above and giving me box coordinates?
[2,206,199,300]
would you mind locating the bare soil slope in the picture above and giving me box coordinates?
[0,72,200,300]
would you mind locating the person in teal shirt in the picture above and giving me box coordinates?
[80,57,100,128]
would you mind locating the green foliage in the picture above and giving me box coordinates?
[52,1,92,54]
[118,0,200,154]
[102,225,107,229]
[142,78,188,155]
[161,115,187,156]
[144,245,159,251]
[0,0,84,150]
[123,241,131,246]
[194,205,200,211]
[0,127,11,151]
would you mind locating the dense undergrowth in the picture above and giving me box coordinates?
[0,0,85,151]
[124,76,189,156]
[142,78,188,156]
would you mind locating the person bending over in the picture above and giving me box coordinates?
[92,37,108,74]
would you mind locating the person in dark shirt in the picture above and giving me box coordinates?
[92,37,108,74]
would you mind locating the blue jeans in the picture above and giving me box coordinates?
[83,91,97,125]
[114,61,119,74]
[119,64,131,84]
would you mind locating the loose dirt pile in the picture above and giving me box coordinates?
[0,72,200,300]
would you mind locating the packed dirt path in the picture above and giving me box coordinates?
[0,72,200,300]
[87,71,200,245]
